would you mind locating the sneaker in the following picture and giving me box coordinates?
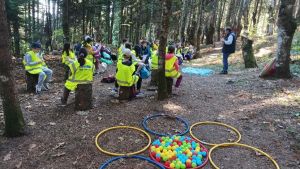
[219,71,228,75]
[35,85,42,94]
[136,92,145,98]
[41,84,49,91]
[111,88,118,93]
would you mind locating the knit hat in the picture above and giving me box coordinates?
[84,35,93,42]
[123,48,132,57]
[31,42,41,49]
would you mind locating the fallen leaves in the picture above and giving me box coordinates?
[15,161,22,168]
[28,121,36,126]
[3,151,11,161]
[29,144,37,152]
[51,152,66,158]
[53,142,65,150]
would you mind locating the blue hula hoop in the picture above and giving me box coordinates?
[142,114,189,136]
[99,155,165,169]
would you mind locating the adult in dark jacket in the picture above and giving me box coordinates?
[220,28,236,74]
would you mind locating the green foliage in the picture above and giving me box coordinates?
[291,31,300,54]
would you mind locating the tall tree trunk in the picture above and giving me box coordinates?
[62,0,70,41]
[12,19,20,57]
[233,0,244,36]
[109,1,115,44]
[193,0,203,45]
[105,0,110,43]
[179,0,190,43]
[274,0,297,78]
[216,0,226,41]
[243,0,251,35]
[205,0,217,45]
[225,0,236,27]
[267,0,276,35]
[157,0,172,100]
[252,0,260,29]
[256,0,264,26]
[112,0,121,46]
[0,0,25,137]
[32,0,35,35]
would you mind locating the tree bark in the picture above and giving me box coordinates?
[32,0,35,34]
[62,0,70,41]
[0,0,25,137]
[241,36,258,68]
[274,0,297,78]
[225,0,236,27]
[205,0,217,45]
[267,0,276,35]
[179,0,190,43]
[242,0,251,35]
[252,0,260,30]
[216,0,226,41]
[12,18,21,57]
[157,0,172,100]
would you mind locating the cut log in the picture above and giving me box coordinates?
[75,84,93,110]
[119,86,136,100]
[241,35,257,68]
[25,72,39,93]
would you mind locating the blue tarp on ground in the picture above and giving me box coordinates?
[182,67,214,76]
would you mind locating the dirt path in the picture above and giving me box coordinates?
[0,40,299,169]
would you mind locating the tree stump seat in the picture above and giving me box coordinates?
[25,71,39,93]
[75,83,93,110]
[119,86,136,100]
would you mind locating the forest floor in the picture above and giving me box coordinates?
[0,36,300,169]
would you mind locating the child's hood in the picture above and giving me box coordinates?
[165,53,174,60]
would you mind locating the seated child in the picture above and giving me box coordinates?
[61,48,94,105]
[165,45,183,93]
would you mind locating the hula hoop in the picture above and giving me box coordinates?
[189,121,241,146]
[99,155,165,169]
[209,143,280,169]
[95,126,151,156]
[142,114,189,136]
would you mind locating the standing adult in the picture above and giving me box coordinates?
[220,28,236,74]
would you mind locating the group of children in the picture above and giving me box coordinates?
[23,36,184,104]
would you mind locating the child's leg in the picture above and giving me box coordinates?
[175,75,183,88]
[61,87,71,104]
[136,76,142,92]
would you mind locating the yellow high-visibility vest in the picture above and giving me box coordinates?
[151,50,158,70]
[116,62,138,87]
[118,45,124,61]
[23,51,44,74]
[62,51,76,65]
[65,59,94,91]
[165,55,181,78]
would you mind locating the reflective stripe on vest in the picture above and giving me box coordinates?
[23,51,43,74]
[116,62,137,87]
[151,50,158,70]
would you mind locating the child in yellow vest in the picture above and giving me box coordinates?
[165,45,183,93]
[115,48,144,99]
[61,48,94,105]
[61,43,76,81]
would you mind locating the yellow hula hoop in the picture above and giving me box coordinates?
[95,126,151,156]
[189,121,242,146]
[209,143,280,169]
